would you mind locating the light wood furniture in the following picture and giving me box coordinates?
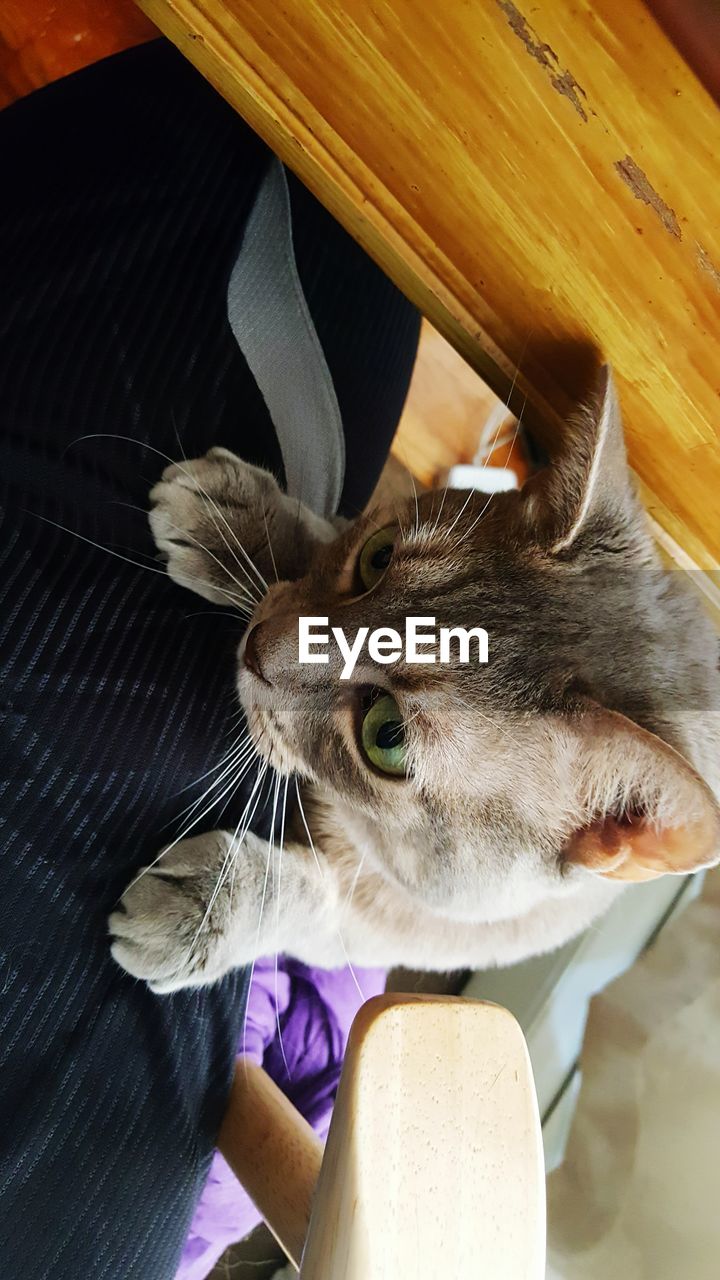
[137,0,720,599]
[219,995,545,1278]
[219,1058,324,1267]
[0,0,155,107]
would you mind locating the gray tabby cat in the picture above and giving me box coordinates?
[110,369,720,992]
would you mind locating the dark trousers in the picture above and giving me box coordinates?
[0,40,419,1278]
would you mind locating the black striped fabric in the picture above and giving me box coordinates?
[0,41,419,1279]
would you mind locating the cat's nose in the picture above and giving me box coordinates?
[243,623,271,685]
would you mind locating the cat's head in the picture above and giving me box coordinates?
[238,368,720,925]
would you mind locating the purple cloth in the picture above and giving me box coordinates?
[176,959,386,1280]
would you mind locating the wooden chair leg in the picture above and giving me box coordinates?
[218,1058,323,1268]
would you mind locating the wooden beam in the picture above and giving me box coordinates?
[137,0,720,584]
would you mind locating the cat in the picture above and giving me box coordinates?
[109,368,720,992]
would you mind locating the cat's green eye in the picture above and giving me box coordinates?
[358,527,395,591]
[361,693,407,777]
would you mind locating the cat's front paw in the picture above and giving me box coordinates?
[149,448,278,607]
[109,830,265,993]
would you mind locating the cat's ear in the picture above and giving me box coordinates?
[565,706,720,882]
[521,366,647,553]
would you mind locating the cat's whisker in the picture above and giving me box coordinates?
[187,759,270,962]
[409,472,420,538]
[473,706,524,750]
[177,744,262,830]
[451,494,494,549]
[450,338,531,551]
[225,759,271,912]
[274,777,292,1082]
[182,580,250,613]
[453,395,528,550]
[364,503,397,542]
[127,747,263,888]
[334,929,367,1006]
[396,502,409,542]
[293,778,325,882]
[193,832,240,949]
[112,498,260,611]
[444,353,529,550]
[236,760,270,845]
[429,481,450,539]
[169,406,188,459]
[241,768,275,1065]
[293,779,366,1005]
[29,511,253,616]
[170,738,257,823]
[262,504,280,585]
[229,763,270,929]
[258,506,279,586]
[249,772,282,1040]
[442,487,478,541]
[181,609,250,622]
[160,436,269,598]
[343,849,367,917]
[188,832,245,961]
[442,410,515,557]
[66,432,268,599]
[109,496,254,587]
[222,707,249,739]
[267,772,282,916]
[369,494,407,543]
[178,733,257,803]
[194,487,268,599]
[172,729,254,796]
[402,706,424,726]
[168,422,268,603]
[502,335,531,418]
[163,502,262,607]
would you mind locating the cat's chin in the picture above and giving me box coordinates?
[236,668,310,778]
[246,707,300,777]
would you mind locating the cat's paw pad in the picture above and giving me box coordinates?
[109,831,243,993]
[149,449,276,606]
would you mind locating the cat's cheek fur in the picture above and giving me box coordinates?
[328,803,552,926]
[347,879,624,972]
[235,667,320,781]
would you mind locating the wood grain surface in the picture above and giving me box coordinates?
[0,0,155,107]
[218,1059,323,1269]
[136,0,720,581]
[300,995,545,1278]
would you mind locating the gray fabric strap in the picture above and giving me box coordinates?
[227,158,345,518]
